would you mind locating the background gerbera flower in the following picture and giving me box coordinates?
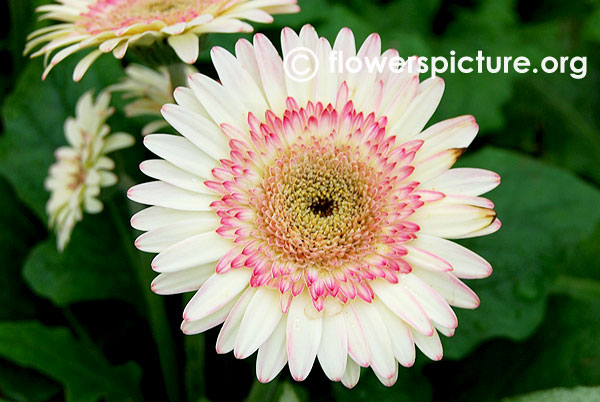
[128,25,501,387]
[108,63,197,135]
[24,0,300,81]
[46,91,134,251]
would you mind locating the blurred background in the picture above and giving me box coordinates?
[1,0,599,401]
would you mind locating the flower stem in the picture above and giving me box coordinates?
[551,275,600,302]
[167,63,190,89]
[245,378,281,402]
[108,200,181,402]
[183,294,206,401]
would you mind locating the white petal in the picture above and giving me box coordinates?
[181,296,237,335]
[281,27,312,107]
[390,77,445,142]
[42,42,83,80]
[112,41,129,59]
[313,38,338,105]
[452,217,502,239]
[235,287,283,359]
[352,33,382,111]
[412,148,464,185]
[151,231,232,273]
[128,181,217,211]
[342,304,370,367]
[409,203,497,239]
[139,159,212,194]
[131,206,211,231]
[151,263,215,295]
[374,300,415,367]
[299,24,319,49]
[161,104,229,160]
[352,301,396,380]
[188,73,248,130]
[317,312,348,381]
[380,76,419,125]
[340,356,360,389]
[235,39,262,87]
[254,33,287,115]
[441,194,495,209]
[162,22,187,35]
[410,234,492,279]
[143,134,217,179]
[173,87,209,117]
[411,328,443,361]
[216,287,257,353]
[370,279,434,336]
[135,216,220,252]
[73,49,103,82]
[286,292,322,381]
[183,269,251,321]
[99,171,117,187]
[403,244,453,273]
[416,115,478,158]
[435,323,455,337]
[413,269,480,309]
[167,33,199,64]
[104,132,135,153]
[402,274,458,329]
[191,18,252,35]
[332,28,357,89]
[211,46,268,118]
[142,120,168,136]
[84,197,103,214]
[374,363,398,387]
[256,318,288,383]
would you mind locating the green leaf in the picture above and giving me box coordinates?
[0,176,43,319]
[502,386,600,402]
[0,360,60,402]
[0,321,142,402]
[427,293,600,401]
[331,366,431,402]
[443,147,600,358]
[22,210,141,308]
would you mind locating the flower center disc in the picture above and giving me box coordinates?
[78,0,221,34]
[254,139,380,268]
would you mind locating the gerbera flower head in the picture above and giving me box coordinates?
[128,26,501,387]
[25,0,300,81]
[108,63,197,135]
[46,91,134,251]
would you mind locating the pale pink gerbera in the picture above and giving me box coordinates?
[128,26,501,387]
[24,0,299,81]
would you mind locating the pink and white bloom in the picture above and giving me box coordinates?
[108,63,198,135]
[46,91,134,251]
[128,26,501,387]
[25,0,299,81]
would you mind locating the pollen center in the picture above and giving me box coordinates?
[309,197,334,218]
[254,139,381,267]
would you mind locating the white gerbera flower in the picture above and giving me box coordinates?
[128,26,501,387]
[109,63,198,135]
[24,0,300,81]
[46,91,134,251]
